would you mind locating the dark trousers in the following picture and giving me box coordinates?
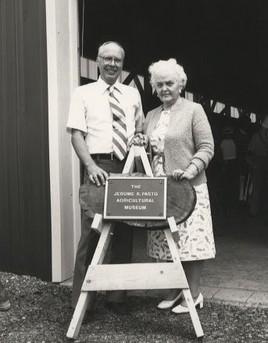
[0,281,9,301]
[71,158,133,308]
[250,156,268,216]
[221,159,239,214]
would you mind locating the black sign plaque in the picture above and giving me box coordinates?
[104,177,167,220]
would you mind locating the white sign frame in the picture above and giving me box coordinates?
[103,176,167,220]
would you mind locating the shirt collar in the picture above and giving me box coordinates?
[97,77,123,94]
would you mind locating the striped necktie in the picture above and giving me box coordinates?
[108,87,128,160]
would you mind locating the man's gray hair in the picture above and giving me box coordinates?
[97,41,125,59]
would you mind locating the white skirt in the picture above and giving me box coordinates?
[147,183,216,261]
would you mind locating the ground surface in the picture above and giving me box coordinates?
[1,272,268,343]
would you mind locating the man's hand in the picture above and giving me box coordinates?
[86,162,109,186]
[71,129,109,186]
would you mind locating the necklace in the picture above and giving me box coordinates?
[162,109,171,115]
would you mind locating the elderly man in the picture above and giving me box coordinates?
[67,41,144,314]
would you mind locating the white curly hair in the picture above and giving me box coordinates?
[148,58,187,91]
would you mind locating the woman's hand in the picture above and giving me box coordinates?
[129,133,148,147]
[172,169,195,181]
[173,163,199,181]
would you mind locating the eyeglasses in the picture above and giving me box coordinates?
[98,55,123,66]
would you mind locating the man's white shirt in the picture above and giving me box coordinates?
[67,77,144,154]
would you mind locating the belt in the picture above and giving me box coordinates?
[91,153,119,161]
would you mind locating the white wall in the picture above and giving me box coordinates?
[45,0,80,282]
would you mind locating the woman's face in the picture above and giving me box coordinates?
[154,70,182,107]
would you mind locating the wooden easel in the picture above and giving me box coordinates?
[66,146,204,339]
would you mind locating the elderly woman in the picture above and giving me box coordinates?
[143,58,216,313]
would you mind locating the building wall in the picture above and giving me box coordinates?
[45,0,81,282]
[0,0,51,280]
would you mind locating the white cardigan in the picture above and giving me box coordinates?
[143,98,214,186]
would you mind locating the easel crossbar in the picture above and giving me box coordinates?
[82,262,189,291]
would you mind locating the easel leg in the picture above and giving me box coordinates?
[182,289,204,338]
[66,219,115,339]
[164,220,204,338]
[66,291,90,339]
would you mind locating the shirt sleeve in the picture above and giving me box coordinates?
[66,87,87,133]
[134,90,145,133]
[190,103,214,171]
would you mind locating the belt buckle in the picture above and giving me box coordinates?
[110,152,115,160]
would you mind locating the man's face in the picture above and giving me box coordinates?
[97,44,124,85]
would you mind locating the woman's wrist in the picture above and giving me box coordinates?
[185,163,199,178]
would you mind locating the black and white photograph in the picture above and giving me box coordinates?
[1,0,268,342]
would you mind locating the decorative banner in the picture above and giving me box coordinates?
[104,177,167,220]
